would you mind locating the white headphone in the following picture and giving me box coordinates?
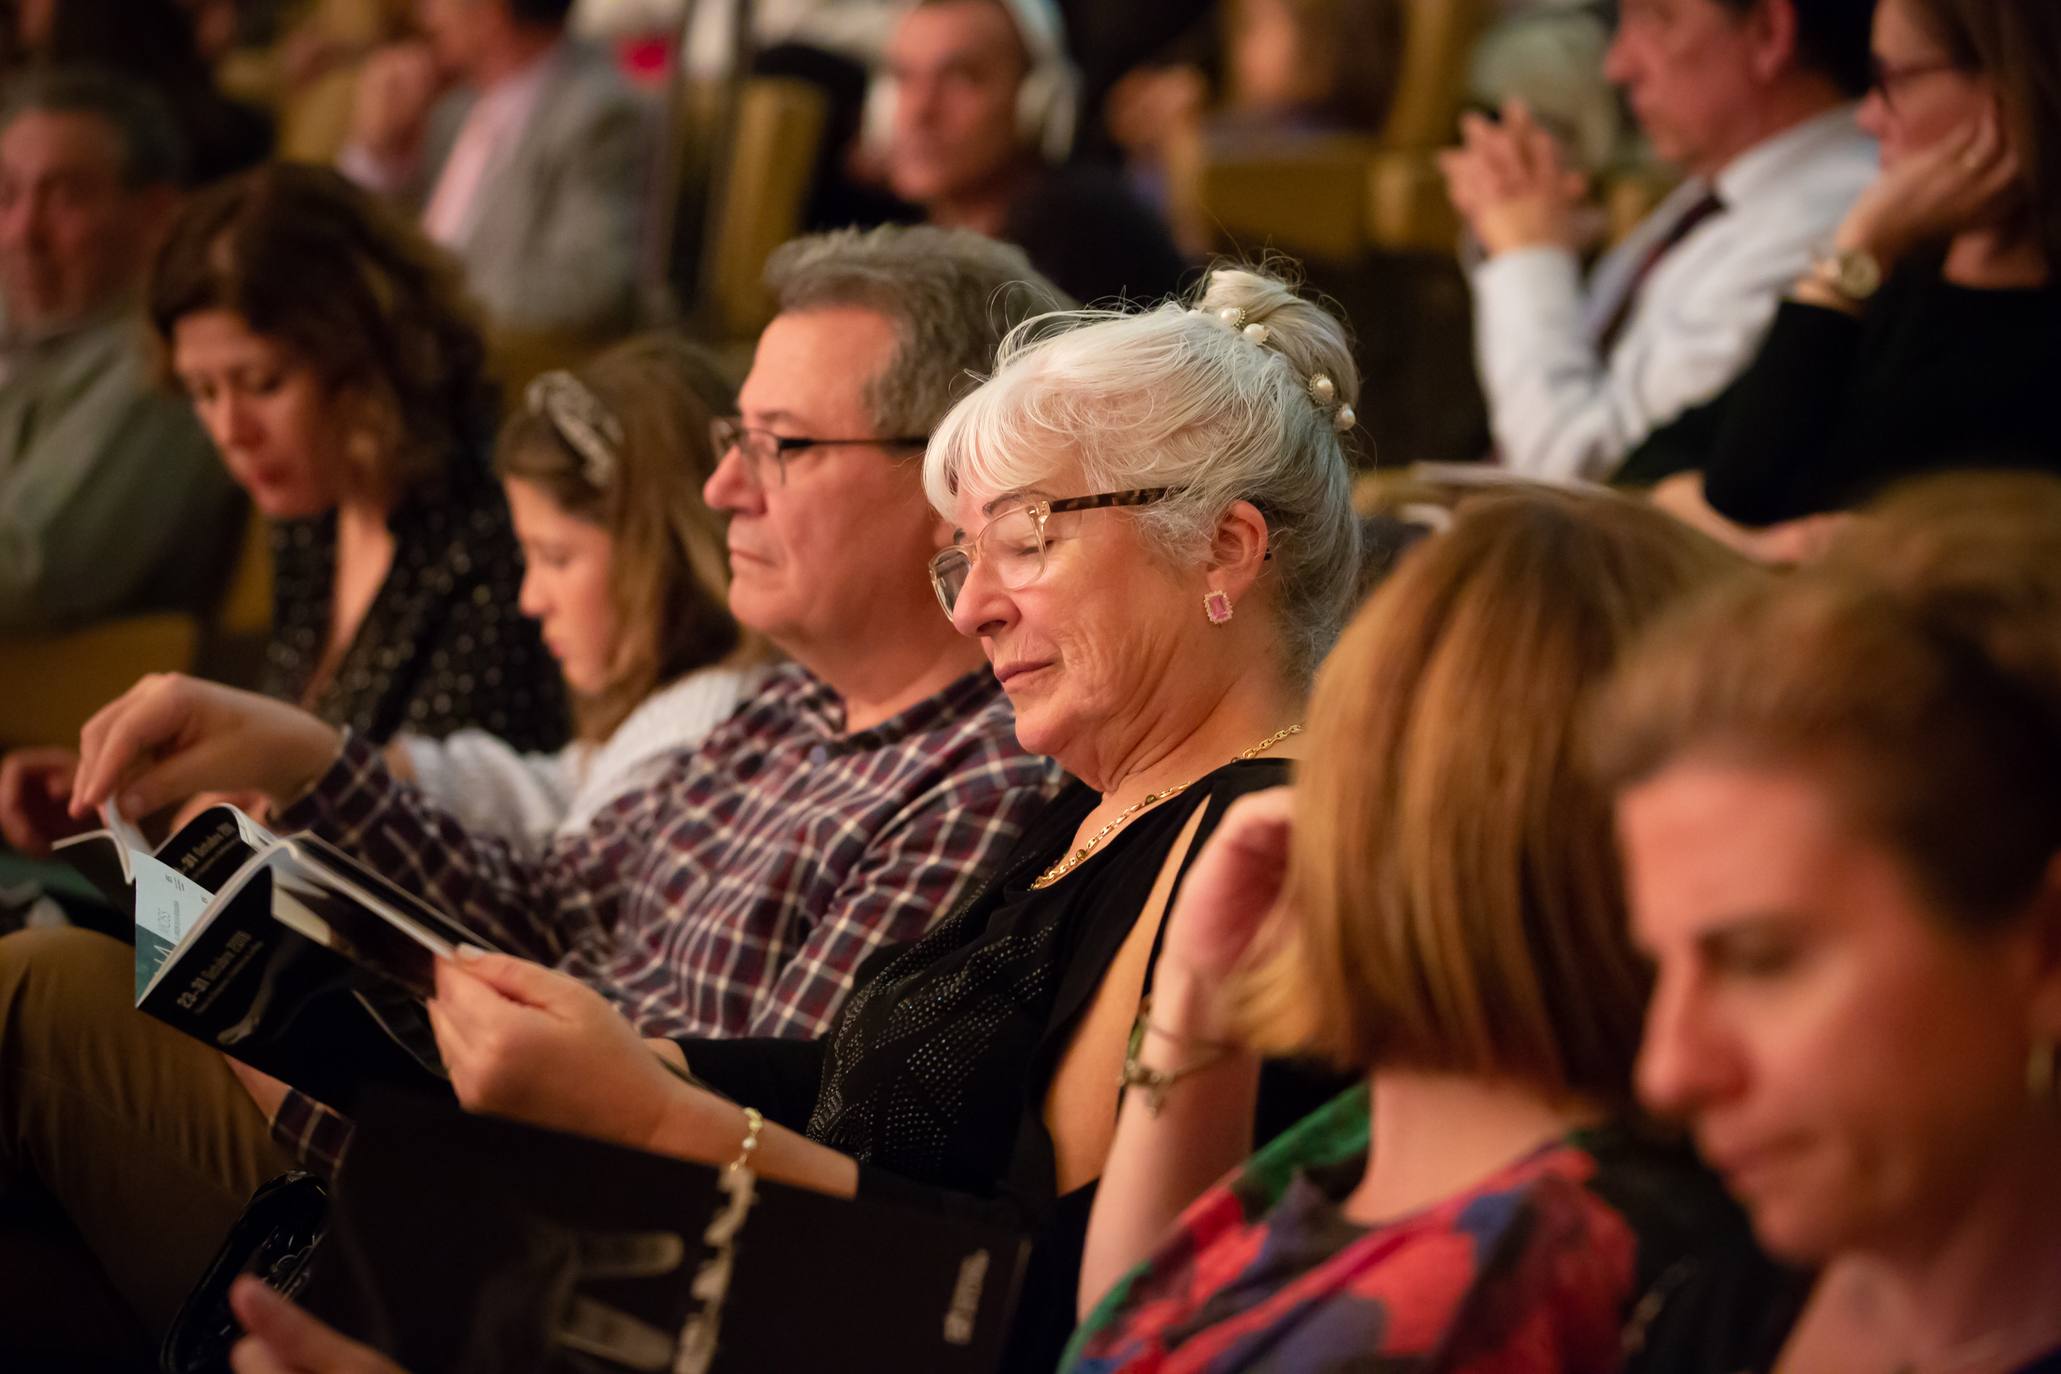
[995,0,1079,164]
[870,0,1081,166]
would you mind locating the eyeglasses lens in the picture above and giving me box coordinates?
[986,508,1047,591]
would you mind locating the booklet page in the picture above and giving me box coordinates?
[130,850,214,1000]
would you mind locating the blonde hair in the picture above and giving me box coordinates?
[1595,472,2061,928]
[924,265,1362,682]
[1240,488,1746,1100]
[496,334,757,742]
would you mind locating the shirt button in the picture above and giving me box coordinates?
[808,744,828,765]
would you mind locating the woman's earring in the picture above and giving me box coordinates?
[1203,590,1234,625]
[2030,1039,2061,1112]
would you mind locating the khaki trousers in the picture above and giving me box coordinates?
[0,926,292,1362]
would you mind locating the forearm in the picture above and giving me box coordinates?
[648,1081,859,1199]
[1078,962,1260,1315]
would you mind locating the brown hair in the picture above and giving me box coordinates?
[497,334,759,742]
[148,163,493,495]
[1596,472,2061,929]
[1900,0,2061,268]
[1238,488,1747,1102]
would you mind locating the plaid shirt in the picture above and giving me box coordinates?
[269,663,1060,1169]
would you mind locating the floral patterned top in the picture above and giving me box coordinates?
[261,457,566,750]
[1063,1087,1802,1374]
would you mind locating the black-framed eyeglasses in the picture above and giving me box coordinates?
[710,417,928,488]
[1867,55,1965,114]
[928,489,1171,617]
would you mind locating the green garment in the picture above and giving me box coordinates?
[0,309,241,631]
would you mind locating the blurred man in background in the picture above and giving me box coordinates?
[1443,0,1878,484]
[340,0,648,336]
[0,69,238,631]
[881,0,1188,304]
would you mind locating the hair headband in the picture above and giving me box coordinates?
[525,370,624,489]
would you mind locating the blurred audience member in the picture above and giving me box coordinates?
[1468,0,1636,177]
[1442,0,1877,483]
[1067,490,1796,1374]
[1106,0,1405,257]
[1677,0,2061,527]
[882,0,1188,304]
[0,69,239,633]
[340,0,649,337]
[1058,0,1217,167]
[16,0,273,185]
[388,334,772,855]
[1600,473,2061,1373]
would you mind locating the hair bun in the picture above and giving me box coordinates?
[1196,267,1361,429]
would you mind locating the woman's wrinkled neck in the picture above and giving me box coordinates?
[1063,662,1301,803]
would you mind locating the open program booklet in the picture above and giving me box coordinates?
[54,802,497,1112]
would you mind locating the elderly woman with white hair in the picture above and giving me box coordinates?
[207,265,1366,1374]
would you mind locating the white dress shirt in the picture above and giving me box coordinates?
[1473,106,1878,483]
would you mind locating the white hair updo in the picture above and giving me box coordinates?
[924,266,1364,682]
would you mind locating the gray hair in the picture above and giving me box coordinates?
[763,224,1073,438]
[924,265,1364,683]
[0,66,187,189]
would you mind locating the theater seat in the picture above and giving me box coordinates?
[0,614,201,750]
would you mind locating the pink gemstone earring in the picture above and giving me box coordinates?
[1203,590,1234,625]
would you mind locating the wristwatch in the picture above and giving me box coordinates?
[1809,245,1884,304]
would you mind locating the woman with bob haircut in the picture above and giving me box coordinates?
[386,334,772,854]
[1596,472,2061,1372]
[110,264,1365,1374]
[1066,488,1801,1374]
[1681,0,2061,527]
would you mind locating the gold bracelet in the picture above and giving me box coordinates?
[1134,993,1238,1053]
[1119,1001,1234,1118]
[726,1106,765,1174]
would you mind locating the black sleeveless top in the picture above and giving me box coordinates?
[681,759,1343,1372]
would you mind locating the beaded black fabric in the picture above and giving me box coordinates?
[805,759,1290,1198]
[260,457,568,750]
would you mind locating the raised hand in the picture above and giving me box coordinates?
[0,746,86,855]
[1835,101,2022,272]
[1439,99,1589,256]
[70,675,343,823]
[427,948,697,1157]
[348,40,443,165]
[1157,786,1296,987]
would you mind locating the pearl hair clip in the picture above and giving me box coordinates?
[526,369,624,489]
[1189,305,1358,434]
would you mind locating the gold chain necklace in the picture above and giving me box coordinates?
[1030,723,1303,890]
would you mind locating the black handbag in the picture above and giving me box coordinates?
[159,1171,331,1374]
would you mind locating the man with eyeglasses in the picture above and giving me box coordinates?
[0,226,1072,1357]
[1440,0,1879,486]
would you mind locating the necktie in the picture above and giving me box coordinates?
[422,97,511,247]
[1594,188,1726,356]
